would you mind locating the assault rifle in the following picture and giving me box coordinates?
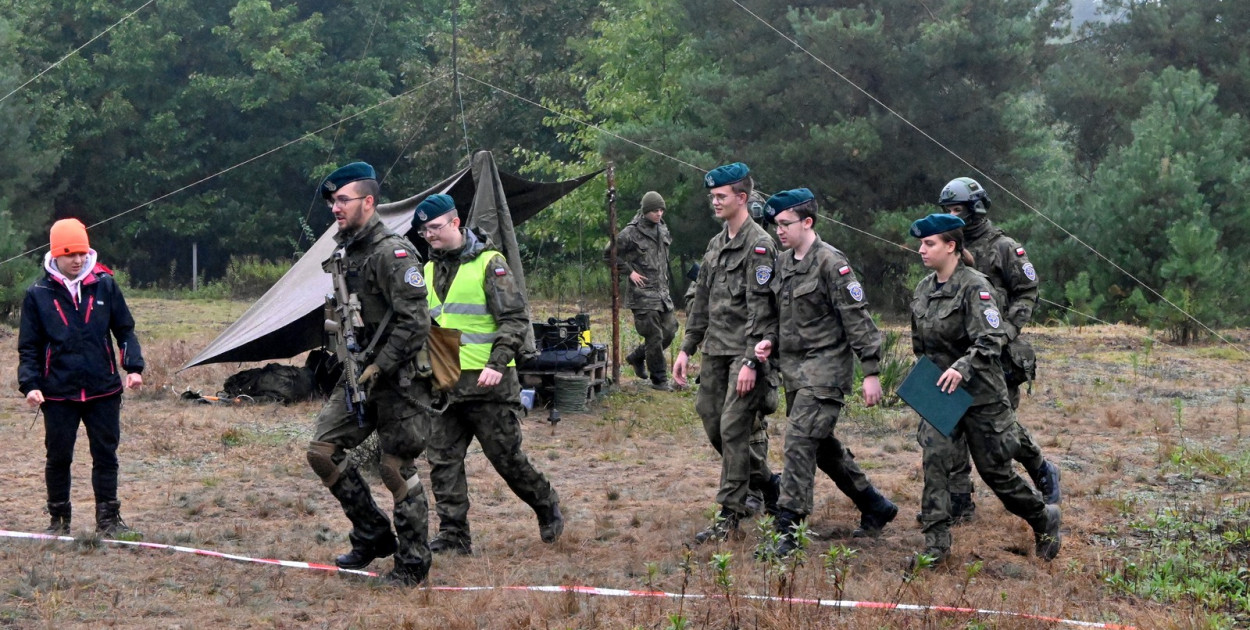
[323,249,367,426]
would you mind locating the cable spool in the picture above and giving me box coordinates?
[552,373,590,413]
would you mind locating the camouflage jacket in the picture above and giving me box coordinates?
[612,211,674,311]
[326,213,429,379]
[681,219,777,360]
[910,263,1009,406]
[759,235,881,399]
[428,227,528,402]
[963,219,1038,340]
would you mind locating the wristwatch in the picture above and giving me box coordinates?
[743,357,758,370]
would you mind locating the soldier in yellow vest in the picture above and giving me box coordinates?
[413,194,563,555]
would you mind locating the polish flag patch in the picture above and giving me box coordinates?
[838,265,851,276]
[1015,247,1026,256]
[494,267,508,276]
[979,291,992,300]
[754,246,768,255]
[394,249,409,258]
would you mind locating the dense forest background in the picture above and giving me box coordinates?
[1,0,1246,342]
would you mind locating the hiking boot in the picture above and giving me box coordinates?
[537,502,564,543]
[950,492,976,525]
[429,534,473,555]
[650,380,674,392]
[335,535,398,569]
[853,499,898,538]
[95,501,136,537]
[761,473,781,517]
[627,352,648,381]
[380,560,429,587]
[46,501,71,535]
[1029,460,1062,505]
[907,546,950,572]
[694,507,742,544]
[1034,504,1062,561]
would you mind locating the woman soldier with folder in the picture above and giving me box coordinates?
[907,214,1061,568]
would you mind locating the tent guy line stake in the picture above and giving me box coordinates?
[0,529,1135,629]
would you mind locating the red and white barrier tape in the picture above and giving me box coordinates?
[1,529,1135,629]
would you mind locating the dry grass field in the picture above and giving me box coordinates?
[0,297,1247,629]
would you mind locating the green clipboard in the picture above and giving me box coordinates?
[897,356,973,437]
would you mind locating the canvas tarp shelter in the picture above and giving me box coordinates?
[182,151,600,370]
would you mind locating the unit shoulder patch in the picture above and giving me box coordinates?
[847,281,864,302]
[984,308,1001,329]
[755,265,772,285]
[404,266,425,288]
[1022,262,1037,282]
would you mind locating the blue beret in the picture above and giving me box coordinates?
[320,162,376,199]
[763,188,815,223]
[704,162,750,188]
[413,193,457,227]
[909,213,966,238]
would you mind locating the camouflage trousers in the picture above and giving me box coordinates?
[917,402,1048,552]
[627,307,678,383]
[779,388,880,517]
[695,355,775,515]
[946,383,1044,493]
[427,400,559,544]
[311,381,431,569]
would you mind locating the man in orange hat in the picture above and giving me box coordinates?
[18,218,145,537]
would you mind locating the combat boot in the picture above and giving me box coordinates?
[537,502,564,543]
[95,501,135,537]
[1033,504,1062,561]
[694,507,742,544]
[46,501,71,535]
[336,534,398,570]
[950,492,976,525]
[853,498,898,538]
[907,546,950,572]
[381,560,429,587]
[1028,460,1062,505]
[627,351,648,381]
[429,534,473,555]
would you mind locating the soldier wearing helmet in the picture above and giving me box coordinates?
[934,177,1060,525]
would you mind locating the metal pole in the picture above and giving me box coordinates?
[192,242,198,292]
[606,163,621,389]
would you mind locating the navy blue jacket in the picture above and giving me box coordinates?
[18,263,145,401]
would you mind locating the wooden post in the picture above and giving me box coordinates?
[192,242,198,292]
[606,163,621,389]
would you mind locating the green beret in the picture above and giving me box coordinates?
[704,162,750,188]
[640,191,666,213]
[320,161,376,199]
[413,193,457,227]
[909,213,966,238]
[763,188,815,223]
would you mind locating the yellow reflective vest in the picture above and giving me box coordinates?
[426,250,515,370]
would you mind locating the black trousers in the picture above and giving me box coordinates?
[43,395,122,504]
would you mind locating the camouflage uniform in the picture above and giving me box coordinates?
[426,228,561,549]
[760,236,894,521]
[307,213,432,573]
[681,219,779,517]
[946,219,1046,497]
[910,263,1051,554]
[614,210,678,385]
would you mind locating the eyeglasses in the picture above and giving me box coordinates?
[707,192,739,204]
[326,195,368,209]
[417,218,453,237]
[775,218,804,229]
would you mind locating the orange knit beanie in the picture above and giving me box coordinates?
[50,218,90,256]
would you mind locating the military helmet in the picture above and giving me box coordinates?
[937,177,990,215]
[747,190,768,223]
